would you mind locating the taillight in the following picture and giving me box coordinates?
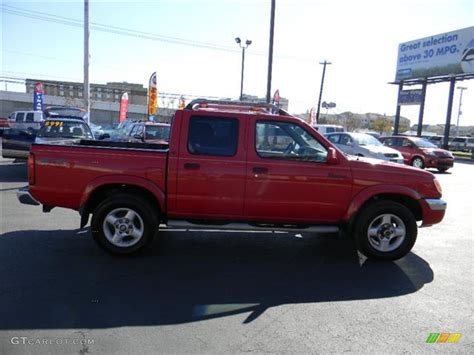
[28,153,35,185]
[433,178,442,195]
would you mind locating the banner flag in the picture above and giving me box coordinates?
[33,82,44,111]
[119,92,129,122]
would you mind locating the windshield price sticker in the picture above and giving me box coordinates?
[44,121,64,127]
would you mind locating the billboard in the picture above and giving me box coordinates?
[398,89,423,105]
[395,26,474,81]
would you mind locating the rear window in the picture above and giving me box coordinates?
[38,120,93,139]
[188,116,239,157]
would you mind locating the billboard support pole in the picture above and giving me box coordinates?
[394,81,403,135]
[442,76,456,149]
[416,80,427,137]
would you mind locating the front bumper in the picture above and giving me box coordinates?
[17,186,40,206]
[420,198,447,227]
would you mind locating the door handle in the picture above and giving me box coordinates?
[184,163,200,170]
[253,167,269,174]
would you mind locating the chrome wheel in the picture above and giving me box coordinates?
[103,208,144,248]
[367,214,406,253]
[411,157,424,169]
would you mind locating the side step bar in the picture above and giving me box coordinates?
[166,220,339,233]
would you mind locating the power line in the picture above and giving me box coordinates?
[2,4,313,62]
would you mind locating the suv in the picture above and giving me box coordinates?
[379,136,454,172]
[8,111,43,131]
[449,137,470,152]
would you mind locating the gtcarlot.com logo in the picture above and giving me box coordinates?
[10,336,95,346]
[426,333,462,343]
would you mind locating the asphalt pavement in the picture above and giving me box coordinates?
[0,142,472,354]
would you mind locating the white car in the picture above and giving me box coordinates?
[326,132,404,164]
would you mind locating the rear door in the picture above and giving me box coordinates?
[175,113,247,219]
[244,118,352,224]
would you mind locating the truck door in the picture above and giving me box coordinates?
[174,113,247,219]
[244,118,352,224]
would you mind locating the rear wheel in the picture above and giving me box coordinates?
[91,194,159,255]
[354,201,417,261]
[411,156,424,169]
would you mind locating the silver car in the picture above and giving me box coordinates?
[326,132,404,164]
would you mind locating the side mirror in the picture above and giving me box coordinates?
[98,133,110,140]
[327,147,339,165]
[134,134,144,141]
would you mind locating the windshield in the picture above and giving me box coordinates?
[145,125,170,140]
[38,120,93,139]
[412,138,437,148]
[352,133,382,146]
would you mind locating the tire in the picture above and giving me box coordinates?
[437,168,449,172]
[411,156,424,169]
[353,201,417,261]
[91,194,159,255]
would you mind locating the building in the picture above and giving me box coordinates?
[25,79,147,105]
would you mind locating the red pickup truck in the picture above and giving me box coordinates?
[18,100,447,260]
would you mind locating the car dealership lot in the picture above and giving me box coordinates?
[0,144,472,354]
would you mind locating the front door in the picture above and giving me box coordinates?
[244,119,353,224]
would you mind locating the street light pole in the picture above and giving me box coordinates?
[455,86,467,137]
[235,37,252,101]
[84,0,90,124]
[316,60,331,123]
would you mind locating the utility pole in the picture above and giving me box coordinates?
[316,60,331,123]
[455,86,467,137]
[266,0,276,103]
[84,0,90,124]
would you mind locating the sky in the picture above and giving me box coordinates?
[1,0,473,127]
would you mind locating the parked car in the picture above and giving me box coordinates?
[117,119,144,136]
[379,136,454,172]
[128,122,171,144]
[1,128,37,159]
[18,99,446,261]
[2,118,95,160]
[449,136,470,152]
[7,111,43,131]
[35,118,94,144]
[43,106,88,120]
[0,117,9,136]
[427,135,444,147]
[312,124,344,135]
[326,132,404,164]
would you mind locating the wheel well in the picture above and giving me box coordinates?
[411,155,424,163]
[81,184,162,226]
[359,194,422,221]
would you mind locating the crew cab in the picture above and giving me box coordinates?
[18,99,447,260]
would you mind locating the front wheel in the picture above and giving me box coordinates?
[91,194,159,255]
[411,156,424,169]
[354,201,417,261]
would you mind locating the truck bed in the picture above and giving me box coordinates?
[29,141,168,211]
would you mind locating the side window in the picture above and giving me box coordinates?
[327,134,340,144]
[402,139,412,147]
[188,116,239,157]
[16,113,25,122]
[383,138,394,146]
[339,134,352,146]
[25,113,34,122]
[256,121,328,162]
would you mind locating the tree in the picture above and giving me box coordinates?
[371,117,392,134]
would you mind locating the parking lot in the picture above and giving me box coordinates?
[0,141,472,354]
